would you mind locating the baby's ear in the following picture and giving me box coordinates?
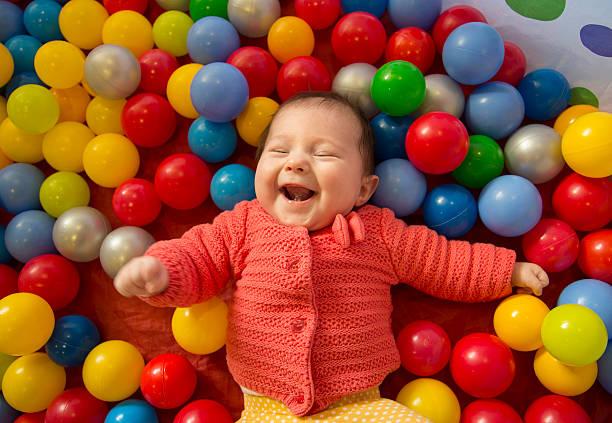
[356,174,379,206]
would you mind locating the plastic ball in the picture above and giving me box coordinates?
[7,84,59,134]
[23,0,62,43]
[388,0,441,30]
[227,0,280,38]
[0,163,44,214]
[493,294,550,352]
[5,35,41,75]
[416,74,464,118]
[518,68,571,121]
[52,206,111,262]
[432,5,486,52]
[371,158,426,217]
[141,353,197,409]
[112,178,162,226]
[276,56,331,102]
[227,46,278,98]
[83,133,140,188]
[45,387,108,423]
[43,122,94,172]
[294,0,341,30]
[154,153,211,210]
[210,164,256,211]
[461,399,522,423]
[0,118,44,163]
[39,171,90,218]
[14,411,46,423]
[561,111,612,178]
[370,113,412,162]
[331,12,386,65]
[100,226,155,278]
[86,97,126,135]
[105,399,157,423]
[599,342,612,394]
[423,184,477,238]
[0,393,20,423]
[578,229,612,283]
[371,60,425,116]
[187,16,238,65]
[0,146,9,171]
[172,296,228,354]
[450,333,516,398]
[478,175,542,237]
[139,49,179,96]
[189,118,237,163]
[153,11,193,57]
[452,135,503,189]
[174,399,233,423]
[491,41,526,86]
[524,395,590,423]
[522,219,579,273]
[386,27,435,73]
[558,279,612,337]
[190,0,229,21]
[341,0,387,16]
[0,1,25,43]
[332,63,379,118]
[45,315,100,367]
[34,40,85,89]
[0,264,17,294]
[5,210,56,263]
[156,0,189,11]
[236,97,279,147]
[267,16,314,63]
[396,378,460,423]
[102,10,153,58]
[396,320,451,376]
[51,85,91,123]
[84,44,141,100]
[4,71,45,99]
[533,347,597,396]
[121,93,176,148]
[0,292,54,355]
[0,43,13,87]
[58,0,108,50]
[554,104,599,136]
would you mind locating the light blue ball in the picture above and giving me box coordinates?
[187,16,240,65]
[478,175,542,237]
[442,22,504,85]
[423,184,477,238]
[341,0,388,17]
[5,210,56,263]
[464,82,525,140]
[105,400,158,423]
[210,164,256,211]
[558,279,612,338]
[5,35,42,74]
[46,315,101,367]
[388,0,441,30]
[518,68,570,121]
[371,113,412,163]
[371,158,427,217]
[0,163,45,214]
[23,0,63,43]
[0,226,11,263]
[188,117,237,163]
[0,1,25,43]
[598,342,612,394]
[4,71,45,98]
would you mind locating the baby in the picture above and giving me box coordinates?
[114,91,549,422]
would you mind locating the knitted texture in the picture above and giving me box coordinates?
[142,200,516,417]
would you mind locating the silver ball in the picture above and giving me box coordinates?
[505,124,565,184]
[53,207,111,262]
[416,74,465,118]
[84,44,141,100]
[332,63,379,119]
[100,226,155,278]
[227,0,280,38]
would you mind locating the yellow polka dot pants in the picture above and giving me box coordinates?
[236,388,430,422]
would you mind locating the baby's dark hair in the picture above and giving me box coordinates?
[254,91,376,175]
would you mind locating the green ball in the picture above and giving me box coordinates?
[190,0,229,21]
[452,135,504,189]
[371,60,425,116]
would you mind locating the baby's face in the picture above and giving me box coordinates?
[255,100,378,231]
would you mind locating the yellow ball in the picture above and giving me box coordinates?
[51,85,91,123]
[534,347,597,396]
[493,294,550,351]
[267,16,315,63]
[561,111,612,178]
[396,378,460,423]
[102,10,154,58]
[0,293,55,356]
[0,353,17,390]
[83,133,140,188]
[0,118,44,163]
[34,41,85,89]
[0,43,14,87]
[2,353,66,413]
[82,340,144,402]
[172,296,228,354]
[167,63,202,119]
[40,171,91,217]
[7,84,60,134]
[59,0,109,50]
[153,11,193,57]
[86,96,126,135]
[236,97,279,147]
[554,105,598,136]
[43,121,94,172]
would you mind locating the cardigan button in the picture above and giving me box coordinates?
[291,318,305,332]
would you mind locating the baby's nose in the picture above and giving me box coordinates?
[285,158,308,173]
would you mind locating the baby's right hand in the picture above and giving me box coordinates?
[113,256,169,298]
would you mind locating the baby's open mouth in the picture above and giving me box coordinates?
[280,185,315,202]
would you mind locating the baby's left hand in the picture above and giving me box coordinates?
[511,262,549,296]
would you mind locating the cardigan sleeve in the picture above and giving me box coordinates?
[380,208,515,302]
[139,201,249,308]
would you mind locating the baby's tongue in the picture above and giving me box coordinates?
[286,186,313,201]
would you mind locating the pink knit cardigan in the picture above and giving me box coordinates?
[142,200,516,416]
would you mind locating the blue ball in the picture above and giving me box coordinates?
[187,16,240,65]
[388,0,441,30]
[0,163,45,214]
[210,164,256,211]
[558,279,612,338]
[188,117,237,163]
[5,34,42,74]
[5,210,56,263]
[518,68,570,121]
[423,184,477,238]
[371,113,412,163]
[442,22,504,85]
[0,392,20,423]
[46,315,101,367]
[4,71,45,98]
[371,158,427,217]
[0,1,25,43]
[0,226,11,263]
[23,0,63,42]
[478,175,542,237]
[190,62,249,123]
[105,400,158,423]
[464,82,525,140]
[598,342,612,394]
[342,0,388,17]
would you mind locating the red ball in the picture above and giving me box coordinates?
[14,412,45,423]
[45,387,108,423]
[227,47,279,98]
[294,0,341,30]
[396,320,451,376]
[405,112,469,174]
[141,353,197,409]
[524,395,591,423]
[578,229,612,283]
[491,41,526,86]
[552,172,611,232]
[103,0,148,17]
[121,93,177,148]
[331,12,386,65]
[450,333,516,398]
[522,218,579,273]
[154,153,212,210]
[432,5,487,52]
[277,56,331,102]
[139,49,180,96]
[0,264,18,299]
[112,178,162,226]
[386,27,436,73]
[17,254,80,310]
[461,399,522,423]
[173,400,233,423]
